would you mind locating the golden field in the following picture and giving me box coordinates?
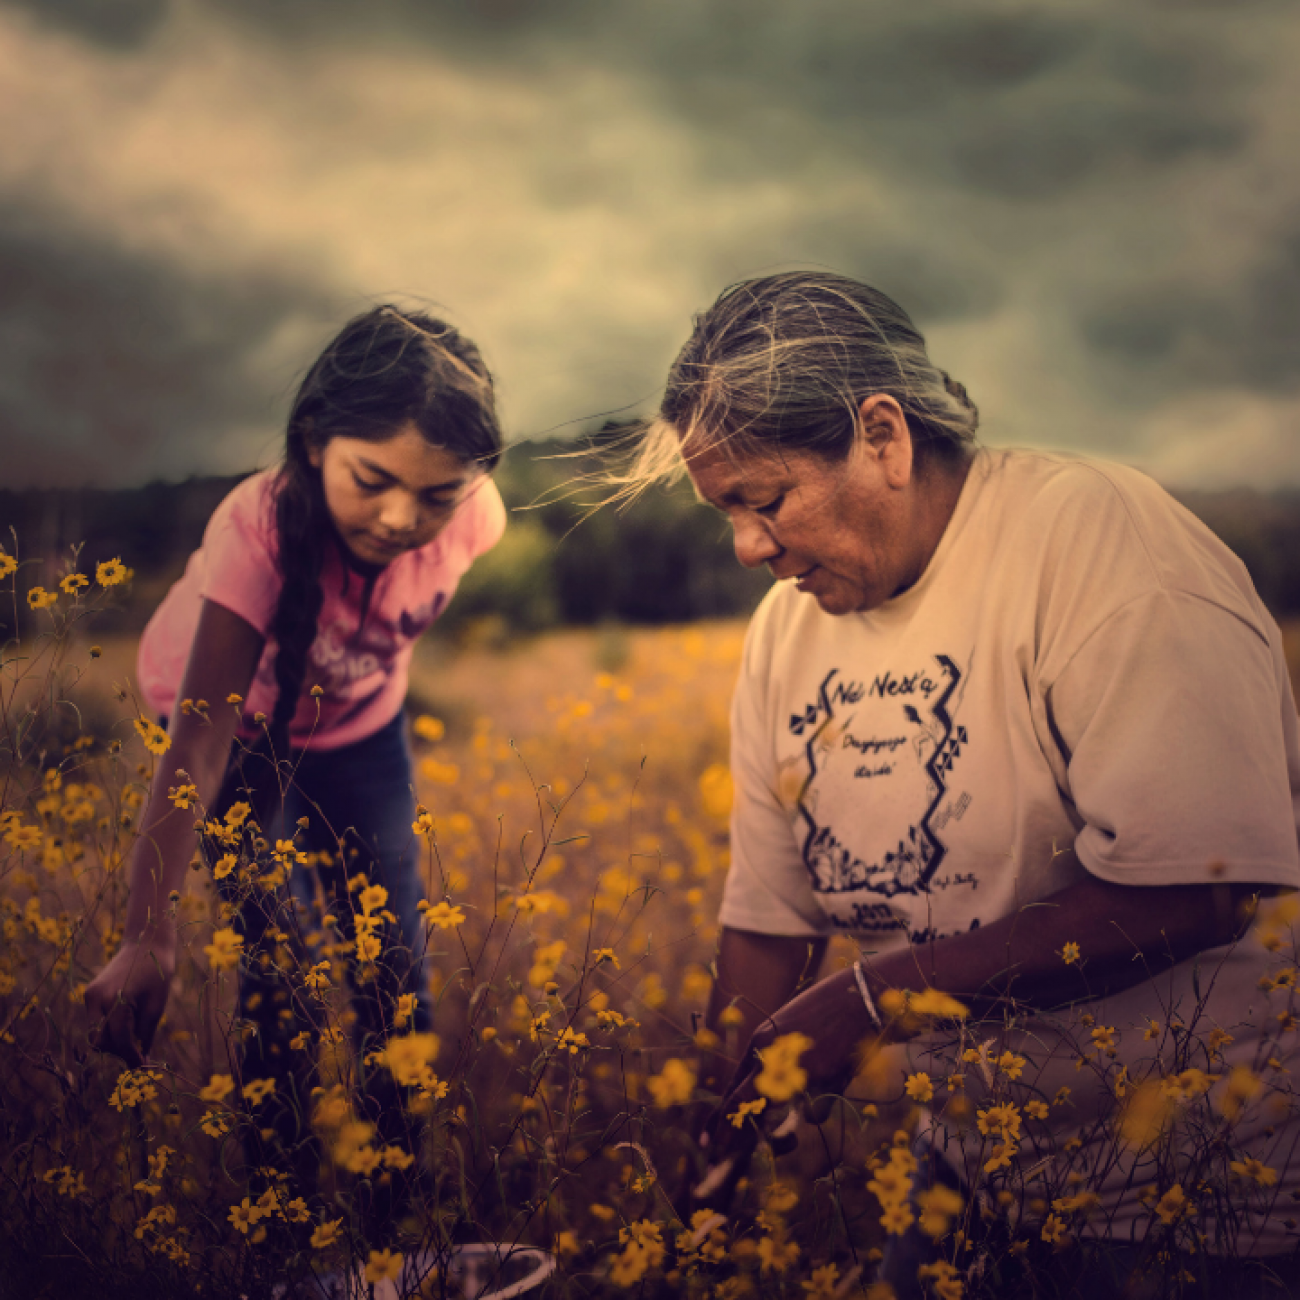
[3,585,1300,1299]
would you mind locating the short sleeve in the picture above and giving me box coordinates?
[719,614,831,937]
[438,476,507,573]
[469,476,507,559]
[197,476,282,636]
[1048,589,1300,888]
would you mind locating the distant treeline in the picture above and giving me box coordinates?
[3,435,1299,641]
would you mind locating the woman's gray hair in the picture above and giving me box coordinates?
[623,271,978,492]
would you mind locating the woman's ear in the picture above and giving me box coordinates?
[857,394,913,487]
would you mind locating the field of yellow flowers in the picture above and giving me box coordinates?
[4,556,1300,1300]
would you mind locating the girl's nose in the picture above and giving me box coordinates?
[732,513,781,569]
[379,491,419,534]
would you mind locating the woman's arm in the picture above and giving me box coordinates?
[701,927,827,1092]
[693,862,1263,1205]
[85,601,265,1065]
[728,858,1257,1086]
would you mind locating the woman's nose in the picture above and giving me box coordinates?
[732,513,780,569]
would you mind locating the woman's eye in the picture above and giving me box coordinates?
[755,495,784,518]
[352,474,384,493]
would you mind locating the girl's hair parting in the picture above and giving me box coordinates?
[267,305,502,760]
[621,270,979,498]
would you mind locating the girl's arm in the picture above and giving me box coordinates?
[85,601,266,1065]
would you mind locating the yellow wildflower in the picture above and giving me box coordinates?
[1154,1184,1189,1224]
[229,1199,258,1234]
[27,587,58,610]
[647,1058,697,1107]
[133,718,170,755]
[242,1077,276,1106]
[96,557,128,586]
[917,1183,964,1239]
[311,1218,344,1249]
[1218,1065,1264,1121]
[199,1111,232,1138]
[755,1032,812,1101]
[698,763,734,819]
[365,1249,403,1284]
[917,1259,964,1300]
[556,1027,590,1055]
[879,1201,916,1235]
[412,714,445,742]
[998,1051,1027,1080]
[1060,942,1081,965]
[728,1097,768,1128]
[904,1072,934,1103]
[1090,1025,1117,1056]
[802,1264,841,1299]
[199,1073,234,1103]
[1041,1213,1067,1244]
[4,823,42,851]
[1230,1157,1278,1187]
[908,987,970,1019]
[419,899,466,930]
[168,782,197,809]
[380,1032,441,1087]
[204,927,243,972]
[757,1234,800,1273]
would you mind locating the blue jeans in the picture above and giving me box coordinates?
[208,712,432,1177]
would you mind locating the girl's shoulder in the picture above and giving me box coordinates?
[416,476,506,571]
[201,468,280,557]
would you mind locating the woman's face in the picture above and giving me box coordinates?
[683,399,935,616]
[309,422,481,566]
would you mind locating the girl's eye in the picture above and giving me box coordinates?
[352,474,385,493]
[755,495,785,518]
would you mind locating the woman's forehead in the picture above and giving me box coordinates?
[682,436,808,504]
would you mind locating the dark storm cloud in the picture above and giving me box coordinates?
[2,0,1297,484]
[0,203,336,485]
[1079,220,1300,398]
[2,0,168,48]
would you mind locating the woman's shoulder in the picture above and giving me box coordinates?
[979,446,1265,631]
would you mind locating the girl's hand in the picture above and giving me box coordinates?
[693,968,880,1210]
[84,934,177,1069]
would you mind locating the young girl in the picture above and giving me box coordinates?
[85,306,505,1159]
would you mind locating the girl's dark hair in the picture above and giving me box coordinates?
[620,271,978,495]
[266,306,502,760]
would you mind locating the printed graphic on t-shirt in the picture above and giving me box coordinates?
[785,657,972,932]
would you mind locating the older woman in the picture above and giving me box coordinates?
[640,273,1300,1294]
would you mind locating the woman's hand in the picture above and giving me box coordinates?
[84,933,178,1069]
[694,967,880,1210]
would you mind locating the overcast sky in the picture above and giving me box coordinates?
[2,0,1298,489]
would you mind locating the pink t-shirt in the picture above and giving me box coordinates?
[137,467,506,750]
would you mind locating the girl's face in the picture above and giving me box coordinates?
[309,422,482,566]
